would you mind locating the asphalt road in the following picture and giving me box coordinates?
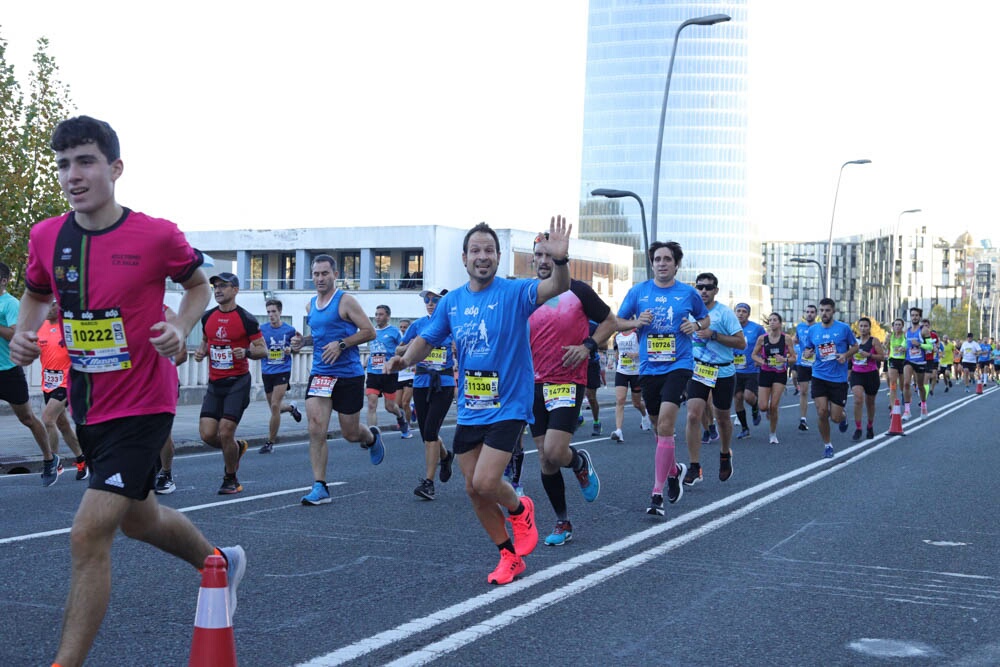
[2,383,999,666]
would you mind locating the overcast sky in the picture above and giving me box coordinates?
[3,0,998,245]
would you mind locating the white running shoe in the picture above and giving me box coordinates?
[610,429,624,442]
[640,415,652,431]
[768,433,779,444]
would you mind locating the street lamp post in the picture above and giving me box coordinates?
[649,13,730,244]
[825,159,872,299]
[889,208,922,320]
[591,188,652,278]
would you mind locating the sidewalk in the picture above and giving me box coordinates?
[1,386,619,474]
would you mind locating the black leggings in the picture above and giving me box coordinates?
[413,385,455,442]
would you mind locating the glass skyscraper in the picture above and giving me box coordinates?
[579,0,761,309]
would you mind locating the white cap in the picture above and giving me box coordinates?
[419,285,449,298]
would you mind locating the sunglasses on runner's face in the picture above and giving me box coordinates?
[695,284,716,291]
[423,295,441,304]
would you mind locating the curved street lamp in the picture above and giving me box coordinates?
[825,159,871,299]
[649,13,731,243]
[591,188,652,278]
[790,257,824,306]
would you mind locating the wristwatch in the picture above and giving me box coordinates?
[338,340,348,351]
[711,331,718,341]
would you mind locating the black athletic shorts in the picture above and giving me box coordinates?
[530,383,585,437]
[413,385,454,442]
[397,378,414,389]
[795,365,813,382]
[43,387,68,403]
[905,360,926,374]
[306,374,364,415]
[0,366,29,405]
[685,374,736,411]
[849,370,881,396]
[77,412,173,500]
[586,359,601,390]
[262,372,290,395]
[888,358,906,374]
[734,373,759,395]
[200,373,252,423]
[758,369,787,387]
[640,369,693,416]
[365,372,399,397]
[924,360,939,372]
[962,361,978,373]
[453,419,525,455]
[615,372,641,392]
[810,377,849,407]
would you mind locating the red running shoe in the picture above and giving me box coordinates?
[487,549,526,585]
[508,495,538,556]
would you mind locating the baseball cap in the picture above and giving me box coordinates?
[419,285,449,298]
[209,272,240,288]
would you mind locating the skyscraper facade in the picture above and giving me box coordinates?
[579,0,761,310]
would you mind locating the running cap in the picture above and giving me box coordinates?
[420,285,449,298]
[209,272,240,288]
[735,302,751,313]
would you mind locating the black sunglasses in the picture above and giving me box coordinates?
[423,295,441,304]
[695,284,716,291]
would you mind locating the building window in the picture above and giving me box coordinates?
[279,252,295,290]
[374,251,392,289]
[401,250,423,289]
[250,255,264,290]
[339,251,360,290]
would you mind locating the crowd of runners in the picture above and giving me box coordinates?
[2,115,997,667]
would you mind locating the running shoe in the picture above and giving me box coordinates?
[736,428,751,440]
[154,470,176,495]
[512,482,524,497]
[365,426,385,465]
[646,493,665,517]
[573,449,600,502]
[838,419,849,434]
[74,457,89,481]
[866,427,875,440]
[591,420,602,437]
[439,450,455,483]
[259,440,274,454]
[41,454,62,487]
[410,401,417,423]
[798,418,809,431]
[700,429,711,445]
[823,444,834,459]
[237,439,249,463]
[666,462,686,504]
[708,424,720,442]
[610,429,624,442]
[503,457,515,484]
[751,407,762,426]
[508,496,538,556]
[218,474,243,495]
[544,520,573,546]
[682,463,702,487]
[852,428,863,441]
[794,387,799,395]
[288,402,302,423]
[487,549,525,585]
[414,478,436,500]
[768,433,780,445]
[920,403,929,417]
[577,414,584,426]
[301,482,331,505]
[640,415,652,431]
[219,545,246,620]
[398,414,412,439]
[719,451,733,482]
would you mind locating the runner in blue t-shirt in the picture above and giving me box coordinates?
[398,285,457,500]
[733,302,765,440]
[681,273,746,488]
[257,298,302,454]
[387,217,572,586]
[365,305,410,438]
[616,241,710,516]
[793,304,818,431]
[798,298,858,459]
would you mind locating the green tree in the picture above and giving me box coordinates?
[0,35,74,296]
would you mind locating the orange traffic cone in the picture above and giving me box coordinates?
[886,399,905,436]
[189,555,237,667]
[976,374,984,395]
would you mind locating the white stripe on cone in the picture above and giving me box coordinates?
[194,588,231,630]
